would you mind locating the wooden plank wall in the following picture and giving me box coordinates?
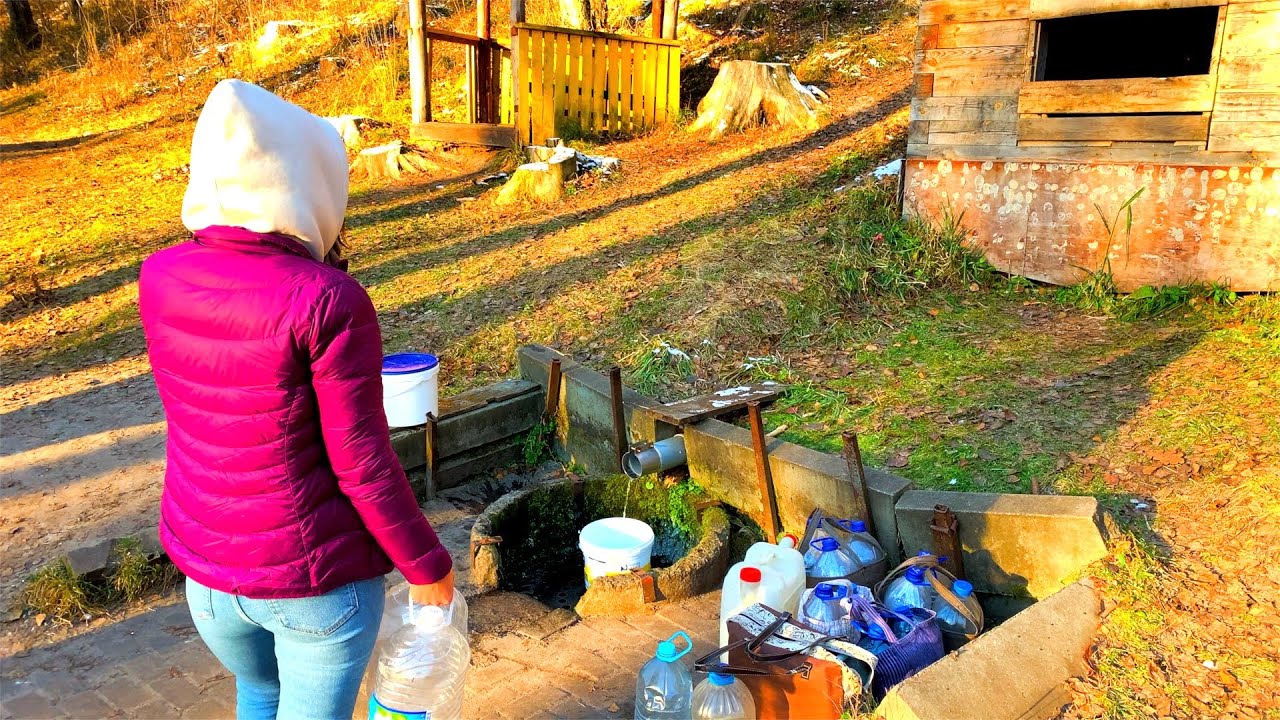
[511,24,681,145]
[910,0,1280,164]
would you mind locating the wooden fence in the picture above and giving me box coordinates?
[512,24,680,145]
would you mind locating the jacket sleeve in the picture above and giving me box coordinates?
[308,277,453,585]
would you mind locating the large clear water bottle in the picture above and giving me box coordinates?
[806,537,858,580]
[835,519,885,566]
[369,604,471,720]
[933,579,983,635]
[881,566,935,612]
[635,631,694,720]
[692,672,756,720]
[798,582,853,638]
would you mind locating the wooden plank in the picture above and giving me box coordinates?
[593,37,608,132]
[424,27,488,46]
[908,141,1266,165]
[918,24,940,51]
[410,122,519,146]
[1207,120,1280,152]
[569,33,584,132]
[912,96,1018,122]
[1019,76,1215,114]
[513,22,682,46]
[932,74,1023,97]
[919,0,1025,25]
[650,383,788,427]
[530,31,546,145]
[643,41,657,126]
[651,0,664,38]
[908,120,931,144]
[560,30,572,137]
[515,29,532,143]
[936,19,1030,48]
[621,39,636,131]
[1215,54,1280,92]
[653,41,669,126]
[932,116,1017,133]
[667,44,680,123]
[1212,91,1280,121]
[917,45,1026,75]
[1017,114,1211,142]
[915,73,935,97]
[1222,7,1280,58]
[929,130,1019,145]
[1029,0,1224,18]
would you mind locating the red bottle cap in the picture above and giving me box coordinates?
[740,567,762,583]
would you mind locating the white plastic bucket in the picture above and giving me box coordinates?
[382,353,440,428]
[579,517,655,588]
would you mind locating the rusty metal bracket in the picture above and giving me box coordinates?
[470,535,503,560]
[637,570,658,604]
[748,401,782,543]
[930,504,965,580]
[841,431,876,538]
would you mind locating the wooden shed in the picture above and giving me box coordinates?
[904,0,1280,291]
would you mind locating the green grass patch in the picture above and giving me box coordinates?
[21,539,178,623]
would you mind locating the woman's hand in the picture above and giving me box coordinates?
[409,569,455,607]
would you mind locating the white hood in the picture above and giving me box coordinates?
[182,79,349,261]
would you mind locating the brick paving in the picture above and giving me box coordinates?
[1,589,722,719]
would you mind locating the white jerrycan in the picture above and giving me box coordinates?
[719,539,807,648]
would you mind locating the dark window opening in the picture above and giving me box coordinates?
[1035,7,1219,81]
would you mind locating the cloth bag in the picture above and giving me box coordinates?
[847,595,944,699]
[875,553,982,650]
[801,508,889,588]
[693,603,877,720]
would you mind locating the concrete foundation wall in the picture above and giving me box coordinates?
[896,490,1109,600]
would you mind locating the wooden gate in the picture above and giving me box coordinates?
[512,24,680,145]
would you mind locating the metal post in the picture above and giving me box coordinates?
[423,412,439,500]
[841,431,876,537]
[544,358,563,421]
[408,0,428,125]
[930,504,965,580]
[748,402,782,543]
[609,367,627,473]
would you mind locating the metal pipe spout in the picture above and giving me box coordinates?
[622,435,687,479]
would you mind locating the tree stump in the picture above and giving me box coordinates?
[688,61,828,140]
[495,147,578,205]
[350,141,445,181]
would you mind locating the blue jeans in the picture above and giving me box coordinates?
[186,576,385,720]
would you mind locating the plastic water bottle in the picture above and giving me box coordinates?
[369,604,471,720]
[933,579,983,635]
[806,537,858,581]
[635,632,694,720]
[881,566,935,612]
[835,519,885,565]
[854,621,891,656]
[692,671,756,720]
[798,582,853,638]
[359,589,468,711]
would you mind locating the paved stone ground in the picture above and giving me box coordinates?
[0,587,722,720]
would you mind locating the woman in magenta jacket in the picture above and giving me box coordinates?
[138,80,453,719]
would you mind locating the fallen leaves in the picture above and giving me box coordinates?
[884,450,911,468]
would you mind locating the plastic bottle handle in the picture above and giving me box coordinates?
[664,631,693,660]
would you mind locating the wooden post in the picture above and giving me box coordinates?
[748,402,782,543]
[661,0,679,40]
[408,0,428,124]
[651,0,664,39]
[477,0,490,39]
[423,412,439,500]
[511,0,526,24]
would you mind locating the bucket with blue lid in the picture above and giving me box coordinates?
[381,353,439,428]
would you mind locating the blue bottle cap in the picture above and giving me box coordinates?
[865,624,886,640]
[917,550,933,558]
[708,672,735,686]
[906,566,928,584]
[812,537,840,552]
[814,583,848,601]
[656,640,678,661]
[382,353,439,374]
[953,580,974,597]
[850,520,867,533]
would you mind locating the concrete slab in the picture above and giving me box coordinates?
[878,580,1102,720]
[895,491,1108,599]
[684,418,912,563]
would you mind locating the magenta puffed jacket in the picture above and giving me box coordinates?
[138,225,452,598]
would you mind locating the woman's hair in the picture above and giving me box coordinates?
[324,225,349,272]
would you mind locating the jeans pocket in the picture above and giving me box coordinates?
[268,583,360,636]
[185,577,216,622]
